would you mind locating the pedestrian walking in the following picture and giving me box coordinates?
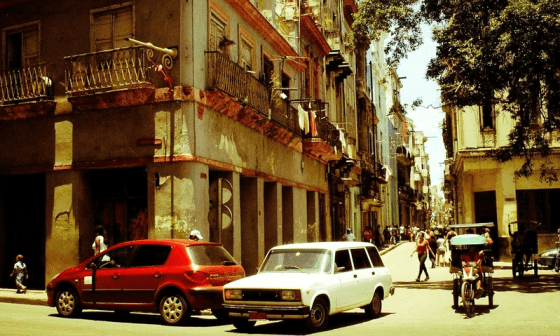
[411,233,432,281]
[436,234,446,267]
[428,231,438,268]
[10,254,28,294]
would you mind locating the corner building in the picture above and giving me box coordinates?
[0,0,364,287]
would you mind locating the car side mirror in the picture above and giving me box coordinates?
[89,262,97,269]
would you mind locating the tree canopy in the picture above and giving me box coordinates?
[354,0,560,182]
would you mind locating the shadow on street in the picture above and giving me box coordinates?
[225,311,393,335]
[49,311,229,327]
[394,273,560,294]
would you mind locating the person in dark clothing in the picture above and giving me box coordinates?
[428,231,438,268]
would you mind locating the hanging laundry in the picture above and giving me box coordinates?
[309,111,318,136]
[298,104,306,131]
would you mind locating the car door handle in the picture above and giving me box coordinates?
[372,271,376,276]
[112,274,120,279]
[354,274,357,278]
[153,272,162,278]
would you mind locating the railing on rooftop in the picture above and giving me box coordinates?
[64,46,152,95]
[0,63,53,104]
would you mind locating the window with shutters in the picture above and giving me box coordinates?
[238,26,255,72]
[209,3,230,55]
[90,3,134,52]
[2,22,40,70]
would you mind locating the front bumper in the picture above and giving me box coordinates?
[223,303,311,320]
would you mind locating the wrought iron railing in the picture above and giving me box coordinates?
[0,63,53,104]
[304,100,341,151]
[206,51,300,133]
[64,46,152,95]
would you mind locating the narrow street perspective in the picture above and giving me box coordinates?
[2,0,560,335]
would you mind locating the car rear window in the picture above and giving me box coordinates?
[187,245,237,266]
[366,246,384,267]
[130,245,172,267]
[351,248,372,269]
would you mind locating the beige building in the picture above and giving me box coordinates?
[442,103,560,260]
[0,0,389,288]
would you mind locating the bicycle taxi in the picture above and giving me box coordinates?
[508,220,540,278]
[448,223,495,318]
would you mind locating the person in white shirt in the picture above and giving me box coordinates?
[343,228,355,242]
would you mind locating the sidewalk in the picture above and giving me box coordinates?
[0,288,47,306]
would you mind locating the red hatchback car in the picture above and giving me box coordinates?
[46,239,244,325]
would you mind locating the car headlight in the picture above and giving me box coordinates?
[225,289,242,300]
[281,290,301,301]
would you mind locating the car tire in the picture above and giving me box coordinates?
[55,287,82,318]
[231,317,256,331]
[364,291,382,318]
[159,293,190,326]
[304,297,329,333]
[555,258,560,273]
[211,308,230,322]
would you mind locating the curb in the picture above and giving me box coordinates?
[0,289,47,306]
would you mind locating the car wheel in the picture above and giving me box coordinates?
[55,288,82,317]
[211,308,230,322]
[555,258,560,273]
[231,317,256,331]
[304,297,329,333]
[159,293,190,326]
[364,291,382,318]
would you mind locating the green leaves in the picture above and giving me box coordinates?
[354,0,560,178]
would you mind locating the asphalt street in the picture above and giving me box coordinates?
[1,241,559,336]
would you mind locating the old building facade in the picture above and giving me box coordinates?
[442,102,560,260]
[0,0,431,288]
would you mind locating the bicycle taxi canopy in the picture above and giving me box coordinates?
[449,222,494,235]
[450,234,487,246]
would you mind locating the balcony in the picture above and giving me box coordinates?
[64,46,152,96]
[63,46,158,111]
[302,100,342,163]
[205,51,302,137]
[0,63,56,120]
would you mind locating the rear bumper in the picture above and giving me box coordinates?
[188,286,224,310]
[223,303,310,320]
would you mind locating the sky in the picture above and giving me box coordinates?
[396,24,446,191]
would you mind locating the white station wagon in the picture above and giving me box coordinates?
[223,242,394,332]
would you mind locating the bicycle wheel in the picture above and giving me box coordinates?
[461,281,474,318]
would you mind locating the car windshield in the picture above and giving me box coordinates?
[187,245,238,266]
[260,249,332,274]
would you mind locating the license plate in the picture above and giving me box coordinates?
[249,312,267,320]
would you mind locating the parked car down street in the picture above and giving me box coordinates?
[223,241,394,333]
[537,248,560,272]
[46,239,244,325]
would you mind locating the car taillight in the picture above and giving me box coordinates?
[184,270,210,284]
